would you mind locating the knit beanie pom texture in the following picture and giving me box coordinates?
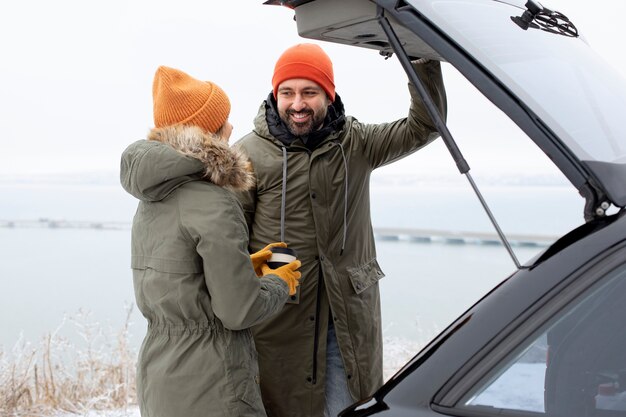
[272,43,335,102]
[152,66,230,134]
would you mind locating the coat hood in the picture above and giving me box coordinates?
[120,125,254,202]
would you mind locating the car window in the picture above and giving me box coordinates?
[461,262,626,416]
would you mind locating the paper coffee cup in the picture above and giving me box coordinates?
[268,247,297,269]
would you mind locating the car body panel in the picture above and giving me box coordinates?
[344,210,626,416]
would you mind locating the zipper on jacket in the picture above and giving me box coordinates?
[311,266,324,384]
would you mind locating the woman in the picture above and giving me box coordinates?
[120,66,301,417]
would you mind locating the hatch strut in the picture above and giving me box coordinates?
[376,7,522,269]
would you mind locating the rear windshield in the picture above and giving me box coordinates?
[422,0,626,164]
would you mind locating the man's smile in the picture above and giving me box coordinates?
[288,110,313,123]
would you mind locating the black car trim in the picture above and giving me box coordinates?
[530,213,620,266]
[376,0,611,218]
[582,160,626,207]
[434,238,626,408]
[339,397,390,417]
[263,0,314,8]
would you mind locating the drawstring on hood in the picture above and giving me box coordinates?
[280,146,288,243]
[266,95,349,256]
[276,142,349,254]
[276,142,349,256]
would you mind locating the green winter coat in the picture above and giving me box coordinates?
[234,61,447,417]
[120,125,290,417]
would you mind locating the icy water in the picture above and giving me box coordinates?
[0,179,585,350]
[0,226,543,350]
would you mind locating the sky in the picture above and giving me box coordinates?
[1,0,625,178]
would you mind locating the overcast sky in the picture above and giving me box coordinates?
[1,0,624,178]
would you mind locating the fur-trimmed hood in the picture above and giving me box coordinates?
[120,125,254,202]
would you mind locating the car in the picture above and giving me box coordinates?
[265,0,626,416]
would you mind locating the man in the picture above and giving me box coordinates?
[234,43,447,417]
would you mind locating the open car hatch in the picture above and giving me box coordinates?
[265,0,626,224]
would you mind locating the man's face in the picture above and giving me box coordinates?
[276,78,331,136]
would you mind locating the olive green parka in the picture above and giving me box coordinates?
[234,61,447,417]
[120,125,290,417]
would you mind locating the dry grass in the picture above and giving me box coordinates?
[1,306,436,416]
[0,306,137,416]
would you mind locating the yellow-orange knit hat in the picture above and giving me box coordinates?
[272,43,335,102]
[152,66,230,134]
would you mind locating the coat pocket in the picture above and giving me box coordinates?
[224,330,265,413]
[346,258,385,294]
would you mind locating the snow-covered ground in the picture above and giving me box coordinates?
[53,356,547,416]
[52,337,421,417]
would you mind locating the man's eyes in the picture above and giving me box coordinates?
[279,90,320,98]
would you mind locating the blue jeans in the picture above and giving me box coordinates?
[324,320,354,417]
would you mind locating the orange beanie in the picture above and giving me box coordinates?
[152,66,230,134]
[272,43,335,102]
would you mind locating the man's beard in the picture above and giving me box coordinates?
[280,107,327,137]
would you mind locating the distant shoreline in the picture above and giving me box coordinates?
[0,218,130,231]
[0,219,557,247]
[0,170,571,188]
